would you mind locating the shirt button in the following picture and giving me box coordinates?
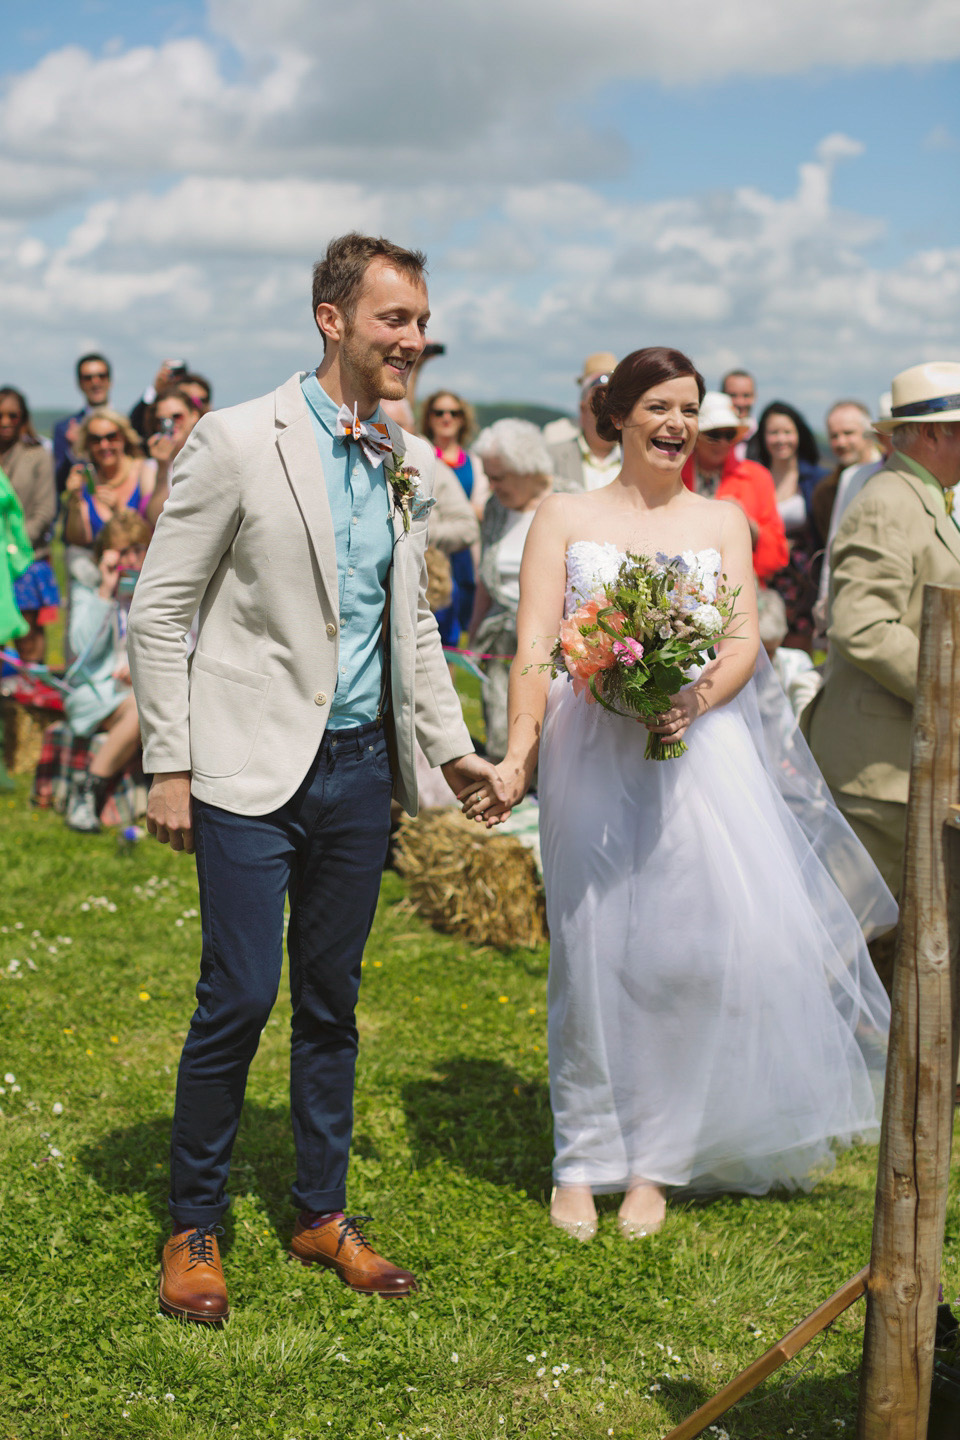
[314,692,327,706]
[352,516,358,526]
[348,566,355,576]
[340,666,347,675]
[326,622,337,637]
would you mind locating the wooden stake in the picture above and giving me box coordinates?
[663,1268,868,1440]
[858,582,960,1438]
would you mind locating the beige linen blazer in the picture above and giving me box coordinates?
[127,371,473,816]
[804,455,960,804]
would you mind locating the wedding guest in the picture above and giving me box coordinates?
[544,352,621,493]
[53,353,112,493]
[63,410,157,550]
[805,362,960,936]
[0,388,58,662]
[469,420,553,759]
[142,388,202,527]
[751,401,829,647]
[181,373,213,418]
[721,368,757,460]
[63,511,151,834]
[811,400,882,543]
[420,389,489,643]
[681,392,787,585]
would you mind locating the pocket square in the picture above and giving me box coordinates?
[411,495,437,521]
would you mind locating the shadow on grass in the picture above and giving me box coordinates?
[75,1101,308,1251]
[402,1055,553,1197]
[649,1367,861,1435]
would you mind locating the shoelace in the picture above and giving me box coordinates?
[335,1214,375,1256]
[173,1224,223,1270]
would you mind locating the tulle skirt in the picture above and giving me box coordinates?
[538,653,894,1196]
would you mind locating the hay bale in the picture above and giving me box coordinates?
[1,699,55,776]
[393,808,547,951]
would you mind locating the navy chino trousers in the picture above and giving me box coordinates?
[168,720,393,1229]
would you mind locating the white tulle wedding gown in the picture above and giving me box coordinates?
[538,542,894,1196]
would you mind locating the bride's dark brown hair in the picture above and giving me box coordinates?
[592,347,705,443]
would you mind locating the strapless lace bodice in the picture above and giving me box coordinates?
[564,541,722,617]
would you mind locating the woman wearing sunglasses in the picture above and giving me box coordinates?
[681,391,787,585]
[63,409,157,549]
[419,390,490,644]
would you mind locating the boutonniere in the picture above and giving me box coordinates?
[385,455,422,533]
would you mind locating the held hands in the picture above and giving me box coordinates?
[458,755,529,828]
[146,772,194,853]
[441,752,512,829]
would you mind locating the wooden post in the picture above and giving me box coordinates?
[858,583,960,1438]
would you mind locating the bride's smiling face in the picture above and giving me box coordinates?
[618,376,701,472]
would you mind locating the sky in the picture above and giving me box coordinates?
[1,0,958,423]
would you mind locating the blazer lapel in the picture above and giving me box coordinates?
[892,461,960,569]
[274,375,339,609]
[383,417,409,546]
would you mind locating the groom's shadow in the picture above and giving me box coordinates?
[76,1101,314,1252]
[402,1055,553,1197]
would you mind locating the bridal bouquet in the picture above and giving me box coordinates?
[544,551,741,759]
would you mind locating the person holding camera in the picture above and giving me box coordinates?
[143,388,201,526]
[64,511,151,833]
[63,410,157,549]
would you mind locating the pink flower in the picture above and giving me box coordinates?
[612,637,644,667]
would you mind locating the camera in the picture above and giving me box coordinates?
[166,358,188,377]
[117,568,139,598]
[422,342,446,359]
[158,416,176,437]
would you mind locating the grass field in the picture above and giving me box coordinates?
[2,775,959,1440]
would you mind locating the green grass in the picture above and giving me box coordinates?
[1,780,958,1440]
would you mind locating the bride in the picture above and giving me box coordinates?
[462,347,893,1241]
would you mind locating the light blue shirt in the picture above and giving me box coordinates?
[301,372,394,727]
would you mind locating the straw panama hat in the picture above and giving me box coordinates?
[578,351,617,384]
[874,361,960,433]
[698,391,751,440]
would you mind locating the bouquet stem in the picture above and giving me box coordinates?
[644,734,688,761]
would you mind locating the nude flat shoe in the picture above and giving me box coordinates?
[549,1185,598,1243]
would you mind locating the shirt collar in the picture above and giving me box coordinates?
[301,370,383,437]
[578,432,620,468]
[896,448,949,515]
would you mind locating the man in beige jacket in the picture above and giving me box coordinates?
[128,234,502,1322]
[805,362,960,954]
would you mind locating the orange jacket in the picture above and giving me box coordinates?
[682,454,787,584]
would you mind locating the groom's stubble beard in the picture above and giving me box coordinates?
[338,319,410,405]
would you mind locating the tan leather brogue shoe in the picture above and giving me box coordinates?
[290,1214,418,1296]
[159,1226,229,1323]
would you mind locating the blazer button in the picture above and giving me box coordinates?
[326,622,337,637]
[314,692,327,706]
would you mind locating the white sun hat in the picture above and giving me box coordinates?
[698,391,751,439]
[874,361,960,433]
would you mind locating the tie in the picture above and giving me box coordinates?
[334,403,394,468]
[946,488,955,517]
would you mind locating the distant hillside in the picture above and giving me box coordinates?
[31,409,63,439]
[473,402,570,429]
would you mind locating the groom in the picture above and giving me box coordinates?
[127,232,503,1321]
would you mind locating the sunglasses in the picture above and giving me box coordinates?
[88,430,123,446]
[703,428,739,443]
[80,371,110,383]
[430,407,463,418]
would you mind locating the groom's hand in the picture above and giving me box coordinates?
[441,752,509,826]
[146,771,194,853]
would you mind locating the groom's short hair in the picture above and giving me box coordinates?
[312,233,428,335]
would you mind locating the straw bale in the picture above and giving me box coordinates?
[2,699,54,775]
[393,808,546,950]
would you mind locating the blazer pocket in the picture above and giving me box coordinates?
[858,687,911,718]
[189,653,270,778]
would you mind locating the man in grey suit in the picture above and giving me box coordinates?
[543,351,621,492]
[128,233,503,1321]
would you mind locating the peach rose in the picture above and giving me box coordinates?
[561,599,628,699]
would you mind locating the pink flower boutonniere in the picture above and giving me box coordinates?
[385,455,422,533]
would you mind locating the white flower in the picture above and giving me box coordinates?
[552,1366,562,1375]
[691,602,723,636]
[535,1367,545,1378]
[526,1355,535,1364]
[52,1102,63,1115]
[4,1072,14,1084]
[164,1393,175,1403]
[450,1353,459,1364]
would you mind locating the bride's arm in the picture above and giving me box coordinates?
[462,495,569,823]
[645,502,760,744]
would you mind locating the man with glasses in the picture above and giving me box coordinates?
[53,354,112,494]
[544,351,621,492]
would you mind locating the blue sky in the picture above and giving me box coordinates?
[1,1,958,422]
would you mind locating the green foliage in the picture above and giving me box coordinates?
[2,780,959,1439]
